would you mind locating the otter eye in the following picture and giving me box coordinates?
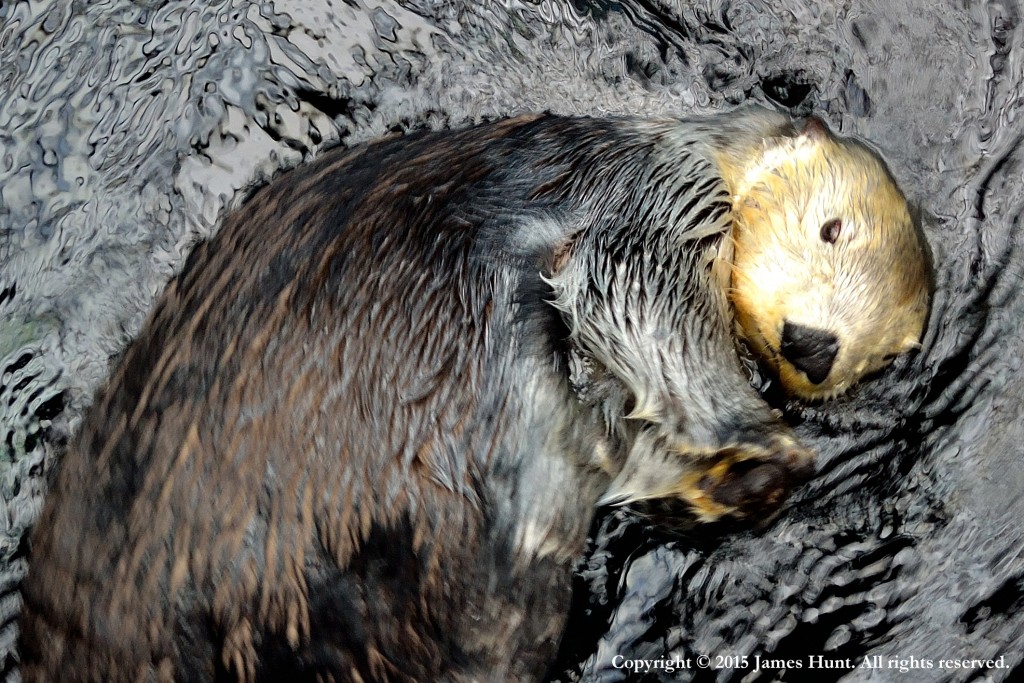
[820,219,842,244]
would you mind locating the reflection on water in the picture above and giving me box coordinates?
[2,1,1022,680]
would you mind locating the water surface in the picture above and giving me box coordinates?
[2,1,1022,681]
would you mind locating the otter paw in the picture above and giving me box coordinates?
[683,437,815,523]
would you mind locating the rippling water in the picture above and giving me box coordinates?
[2,1,1022,681]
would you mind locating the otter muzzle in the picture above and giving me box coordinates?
[780,321,840,385]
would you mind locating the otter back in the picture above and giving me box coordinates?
[20,112,815,682]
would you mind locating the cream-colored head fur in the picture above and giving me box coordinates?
[714,118,931,400]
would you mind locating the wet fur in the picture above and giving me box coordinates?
[21,112,829,681]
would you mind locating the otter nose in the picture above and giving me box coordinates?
[780,322,840,385]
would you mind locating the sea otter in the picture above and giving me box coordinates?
[18,108,930,682]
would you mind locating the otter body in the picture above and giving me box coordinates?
[19,110,929,682]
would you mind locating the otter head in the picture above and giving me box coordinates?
[719,117,931,400]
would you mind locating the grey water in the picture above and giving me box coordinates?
[2,1,1022,681]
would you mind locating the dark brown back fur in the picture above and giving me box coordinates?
[20,112,804,682]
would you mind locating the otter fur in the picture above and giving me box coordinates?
[19,108,930,682]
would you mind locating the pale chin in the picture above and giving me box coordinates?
[776,362,849,401]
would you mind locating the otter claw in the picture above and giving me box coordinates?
[707,460,788,509]
[683,439,816,522]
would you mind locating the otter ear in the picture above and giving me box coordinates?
[549,229,582,275]
[798,116,829,142]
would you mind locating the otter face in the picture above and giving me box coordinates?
[725,122,931,400]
